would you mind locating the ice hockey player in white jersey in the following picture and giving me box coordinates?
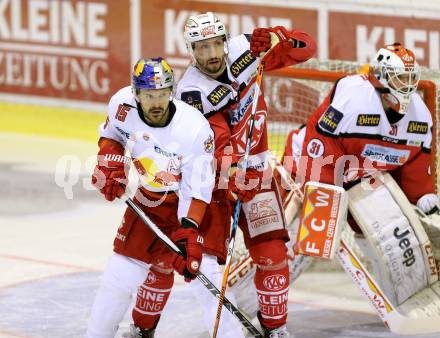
[86,57,215,338]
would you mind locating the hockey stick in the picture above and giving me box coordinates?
[213,60,265,338]
[337,237,440,335]
[122,195,264,338]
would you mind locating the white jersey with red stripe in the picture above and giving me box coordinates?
[99,85,215,218]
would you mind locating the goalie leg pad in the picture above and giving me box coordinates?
[249,239,289,329]
[86,254,149,338]
[415,207,440,277]
[132,267,174,329]
[348,173,437,305]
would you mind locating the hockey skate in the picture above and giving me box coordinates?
[122,324,155,338]
[262,325,291,338]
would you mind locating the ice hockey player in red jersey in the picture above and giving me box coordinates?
[175,12,316,338]
[85,57,215,338]
[284,43,438,213]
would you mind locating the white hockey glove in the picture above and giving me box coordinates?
[417,193,439,215]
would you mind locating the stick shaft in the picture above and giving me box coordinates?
[213,61,265,338]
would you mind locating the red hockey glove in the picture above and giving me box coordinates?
[91,138,130,202]
[228,167,262,203]
[171,217,204,282]
[250,26,292,59]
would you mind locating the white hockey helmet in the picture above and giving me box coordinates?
[183,12,228,58]
[369,43,421,114]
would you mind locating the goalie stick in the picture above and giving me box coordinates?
[122,195,264,338]
[213,60,265,338]
[292,181,440,335]
[337,237,440,335]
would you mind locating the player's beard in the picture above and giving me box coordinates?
[197,57,226,79]
[144,106,169,126]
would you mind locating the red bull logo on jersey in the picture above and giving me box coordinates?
[361,144,410,165]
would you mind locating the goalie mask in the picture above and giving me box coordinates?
[184,12,229,76]
[369,43,421,114]
[132,57,174,126]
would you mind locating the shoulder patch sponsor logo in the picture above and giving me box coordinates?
[356,114,381,127]
[307,138,325,158]
[407,121,428,134]
[318,106,343,133]
[361,144,410,165]
[230,50,256,77]
[208,85,231,106]
[181,90,203,113]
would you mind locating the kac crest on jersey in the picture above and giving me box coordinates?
[231,110,266,154]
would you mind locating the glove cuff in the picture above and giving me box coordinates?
[180,217,199,229]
